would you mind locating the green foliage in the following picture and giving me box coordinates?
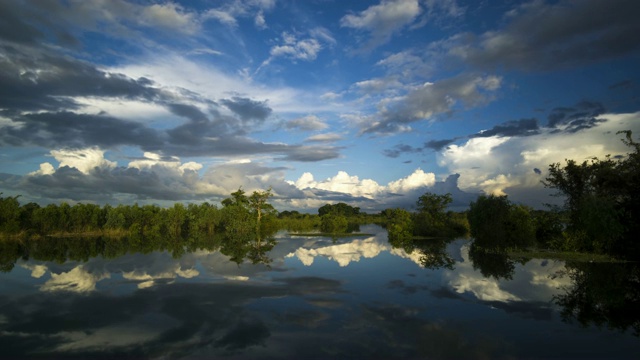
[318,202,360,217]
[276,211,320,232]
[468,194,535,250]
[531,210,564,248]
[544,131,640,259]
[222,187,249,208]
[384,208,413,248]
[320,214,349,233]
[411,192,468,238]
[0,194,22,234]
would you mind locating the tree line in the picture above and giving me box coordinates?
[385,131,640,261]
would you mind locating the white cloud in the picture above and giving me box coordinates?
[387,168,436,193]
[288,168,437,200]
[290,170,383,198]
[29,162,55,176]
[445,245,520,302]
[306,133,343,142]
[254,10,267,29]
[287,236,386,267]
[41,148,117,175]
[140,3,198,33]
[267,32,322,62]
[41,265,110,293]
[341,0,422,50]
[128,152,203,175]
[285,115,329,131]
[122,264,199,289]
[203,0,275,28]
[110,53,336,115]
[437,112,640,200]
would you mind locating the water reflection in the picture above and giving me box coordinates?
[0,225,638,358]
[554,261,640,336]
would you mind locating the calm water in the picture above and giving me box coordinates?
[0,224,637,359]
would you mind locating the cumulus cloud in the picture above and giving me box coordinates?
[41,265,110,293]
[287,237,386,267]
[437,112,640,203]
[285,168,474,211]
[445,245,520,302]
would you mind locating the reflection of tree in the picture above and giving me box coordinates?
[418,239,455,270]
[0,222,278,270]
[468,243,516,281]
[389,235,456,271]
[553,262,640,336]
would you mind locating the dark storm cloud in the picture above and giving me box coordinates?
[0,1,48,45]
[220,97,272,122]
[471,118,539,138]
[281,146,342,162]
[0,44,163,114]
[303,189,375,204]
[0,112,164,149]
[0,41,340,163]
[547,100,606,132]
[383,144,421,158]
[424,138,456,151]
[447,0,640,71]
[21,165,200,202]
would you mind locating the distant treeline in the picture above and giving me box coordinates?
[0,189,381,239]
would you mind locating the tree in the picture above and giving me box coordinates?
[543,131,640,258]
[468,194,535,250]
[412,192,466,237]
[320,214,348,233]
[384,208,414,247]
[249,188,274,225]
[318,202,360,217]
[0,194,22,234]
[222,187,249,208]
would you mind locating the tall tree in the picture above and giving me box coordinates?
[249,188,273,225]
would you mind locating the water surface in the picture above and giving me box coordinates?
[0,225,637,358]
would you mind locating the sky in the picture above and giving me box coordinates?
[1,0,639,212]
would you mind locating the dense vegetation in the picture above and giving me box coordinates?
[383,192,470,247]
[464,131,640,261]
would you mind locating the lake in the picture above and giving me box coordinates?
[0,224,638,358]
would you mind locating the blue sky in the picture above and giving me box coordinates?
[1,0,639,212]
